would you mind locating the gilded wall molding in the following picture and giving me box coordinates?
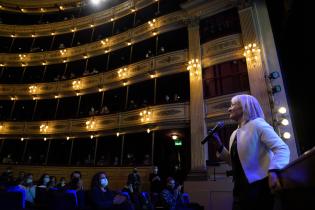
[0,50,188,100]
[0,33,243,99]
[202,33,244,67]
[0,0,83,10]
[0,11,185,67]
[0,102,189,137]
[0,0,155,37]
[1,33,243,100]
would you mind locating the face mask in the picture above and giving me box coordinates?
[100,178,108,187]
[43,177,50,184]
[153,169,158,174]
[26,178,33,184]
[167,182,175,189]
[60,181,66,187]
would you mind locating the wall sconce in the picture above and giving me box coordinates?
[21,137,24,141]
[29,85,38,94]
[0,64,5,67]
[118,67,128,78]
[243,43,261,65]
[187,59,201,77]
[60,49,67,55]
[86,119,96,130]
[269,71,280,80]
[40,124,49,133]
[101,38,109,45]
[149,71,156,78]
[0,123,4,130]
[72,80,81,90]
[19,54,26,60]
[83,54,89,59]
[140,109,152,122]
[148,19,156,27]
[147,128,151,133]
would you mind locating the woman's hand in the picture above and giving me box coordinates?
[268,171,281,193]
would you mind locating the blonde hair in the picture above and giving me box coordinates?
[231,94,264,122]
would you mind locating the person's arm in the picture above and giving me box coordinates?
[258,121,290,170]
[258,120,290,190]
[161,190,176,209]
[213,132,232,165]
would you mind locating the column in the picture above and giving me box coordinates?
[238,0,298,160]
[187,17,208,178]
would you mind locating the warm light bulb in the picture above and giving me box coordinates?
[283,132,291,139]
[278,107,287,114]
[281,119,289,126]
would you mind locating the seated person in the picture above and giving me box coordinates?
[22,173,36,207]
[90,172,133,210]
[56,177,67,189]
[143,154,151,165]
[37,173,50,188]
[97,155,107,166]
[149,166,162,194]
[6,178,26,208]
[161,177,192,210]
[127,168,141,193]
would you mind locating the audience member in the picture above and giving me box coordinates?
[143,154,151,165]
[161,177,192,210]
[149,166,162,194]
[127,168,141,193]
[90,172,132,210]
[56,177,67,189]
[22,173,36,207]
[37,173,50,188]
[2,154,13,164]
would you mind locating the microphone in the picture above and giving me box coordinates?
[201,121,224,145]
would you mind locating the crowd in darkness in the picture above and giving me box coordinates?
[0,166,203,210]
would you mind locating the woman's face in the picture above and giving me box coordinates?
[228,100,243,122]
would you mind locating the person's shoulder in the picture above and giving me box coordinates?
[250,118,269,126]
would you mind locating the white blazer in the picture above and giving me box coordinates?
[217,118,290,183]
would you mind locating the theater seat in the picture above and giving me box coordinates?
[0,191,24,210]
